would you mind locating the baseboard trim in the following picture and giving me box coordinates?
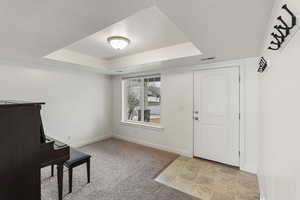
[240,165,257,174]
[257,171,266,200]
[113,134,192,157]
[71,134,112,148]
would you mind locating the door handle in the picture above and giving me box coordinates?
[194,117,199,121]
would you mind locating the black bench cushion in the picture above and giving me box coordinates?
[64,148,91,168]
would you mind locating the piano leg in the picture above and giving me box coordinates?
[87,158,90,183]
[68,168,73,193]
[51,165,54,177]
[57,163,64,200]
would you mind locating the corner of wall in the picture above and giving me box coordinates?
[113,133,193,157]
[71,133,112,148]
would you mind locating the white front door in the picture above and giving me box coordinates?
[193,67,240,166]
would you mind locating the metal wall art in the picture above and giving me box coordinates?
[268,4,297,51]
[258,57,268,73]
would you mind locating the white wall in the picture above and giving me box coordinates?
[112,57,259,173]
[113,70,194,156]
[241,58,259,173]
[0,62,113,147]
[258,0,300,199]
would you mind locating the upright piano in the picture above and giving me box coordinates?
[0,100,70,200]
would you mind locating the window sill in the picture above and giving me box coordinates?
[120,121,164,131]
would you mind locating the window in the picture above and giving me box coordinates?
[122,75,161,125]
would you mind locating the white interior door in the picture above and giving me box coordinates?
[193,67,240,166]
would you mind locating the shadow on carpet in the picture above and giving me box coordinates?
[41,138,199,200]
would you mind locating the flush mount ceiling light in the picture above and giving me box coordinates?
[107,36,130,50]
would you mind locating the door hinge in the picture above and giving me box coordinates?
[239,75,241,83]
[239,113,241,120]
[238,151,240,157]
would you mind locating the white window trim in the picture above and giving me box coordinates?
[120,120,164,131]
[121,74,162,130]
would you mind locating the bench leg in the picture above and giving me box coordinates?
[69,168,73,193]
[57,163,64,200]
[51,165,54,177]
[87,158,90,183]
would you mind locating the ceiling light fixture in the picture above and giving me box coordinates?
[107,36,130,50]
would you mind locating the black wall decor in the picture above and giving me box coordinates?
[268,4,297,51]
[258,57,268,73]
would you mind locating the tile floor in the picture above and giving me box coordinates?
[155,156,259,200]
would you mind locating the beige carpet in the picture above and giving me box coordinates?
[41,138,199,200]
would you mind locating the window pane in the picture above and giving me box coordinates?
[126,78,143,122]
[144,77,161,123]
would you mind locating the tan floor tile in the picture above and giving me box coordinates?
[219,166,239,176]
[179,171,197,182]
[156,171,176,185]
[155,157,260,200]
[188,158,210,168]
[211,192,235,200]
[236,191,260,200]
[211,182,236,197]
[236,185,260,200]
[198,165,219,177]
[191,184,214,200]
[171,176,196,194]
[213,174,237,193]
[177,156,191,162]
[170,159,187,170]
[179,166,198,181]
[185,163,201,174]
[194,175,215,185]
[237,177,259,194]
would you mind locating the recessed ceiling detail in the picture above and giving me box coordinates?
[0,0,275,74]
[45,6,202,70]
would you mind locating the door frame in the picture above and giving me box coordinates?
[193,65,244,168]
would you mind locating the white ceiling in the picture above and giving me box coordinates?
[155,0,275,61]
[0,0,153,59]
[0,0,275,74]
[66,7,189,60]
[45,6,202,70]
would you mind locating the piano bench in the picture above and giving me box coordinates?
[51,148,91,194]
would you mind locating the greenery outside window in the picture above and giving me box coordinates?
[122,75,161,125]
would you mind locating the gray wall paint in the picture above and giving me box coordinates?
[112,58,259,173]
[258,0,300,199]
[0,63,113,147]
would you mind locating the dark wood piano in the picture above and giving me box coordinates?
[0,100,70,200]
